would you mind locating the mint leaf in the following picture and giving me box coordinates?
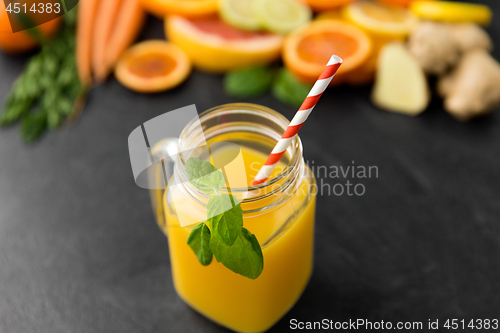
[272,68,312,107]
[186,157,225,195]
[224,66,274,98]
[210,227,263,280]
[185,159,264,279]
[207,194,243,246]
[187,222,213,266]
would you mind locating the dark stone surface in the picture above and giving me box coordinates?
[1,2,499,332]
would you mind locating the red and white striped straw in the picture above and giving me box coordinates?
[251,55,343,186]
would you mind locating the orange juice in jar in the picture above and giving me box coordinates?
[152,103,317,332]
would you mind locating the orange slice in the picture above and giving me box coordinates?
[306,0,356,12]
[315,10,376,85]
[342,1,419,38]
[115,40,192,93]
[283,20,372,84]
[165,16,284,73]
[139,0,218,19]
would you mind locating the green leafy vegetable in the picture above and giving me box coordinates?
[186,157,225,195]
[185,158,263,279]
[224,66,275,98]
[20,110,47,143]
[272,68,312,107]
[207,194,243,246]
[0,8,84,143]
[210,227,264,280]
[187,222,213,266]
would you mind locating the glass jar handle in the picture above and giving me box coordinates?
[148,138,179,227]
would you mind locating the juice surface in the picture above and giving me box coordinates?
[161,135,316,333]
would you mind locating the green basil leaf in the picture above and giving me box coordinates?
[224,66,274,98]
[272,68,312,107]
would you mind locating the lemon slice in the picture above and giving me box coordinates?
[409,1,492,26]
[219,0,260,31]
[342,1,418,38]
[252,0,312,35]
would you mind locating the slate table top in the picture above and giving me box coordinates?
[1,1,499,332]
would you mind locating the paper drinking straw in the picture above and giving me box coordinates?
[251,55,343,186]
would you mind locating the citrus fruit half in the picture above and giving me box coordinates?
[283,20,372,84]
[218,0,260,31]
[139,0,218,19]
[252,0,312,35]
[342,1,418,38]
[115,40,191,93]
[314,10,375,85]
[165,16,284,73]
[0,1,62,55]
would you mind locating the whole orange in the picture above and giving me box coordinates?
[0,1,62,55]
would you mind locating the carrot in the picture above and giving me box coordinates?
[92,0,123,83]
[105,0,146,71]
[76,0,99,87]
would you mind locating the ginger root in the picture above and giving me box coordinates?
[408,21,460,75]
[372,42,430,116]
[447,23,493,53]
[437,50,500,121]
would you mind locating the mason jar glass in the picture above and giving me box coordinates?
[152,103,316,333]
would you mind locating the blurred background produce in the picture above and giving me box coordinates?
[0,0,499,142]
[0,8,81,143]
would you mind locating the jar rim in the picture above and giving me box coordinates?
[175,103,304,213]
